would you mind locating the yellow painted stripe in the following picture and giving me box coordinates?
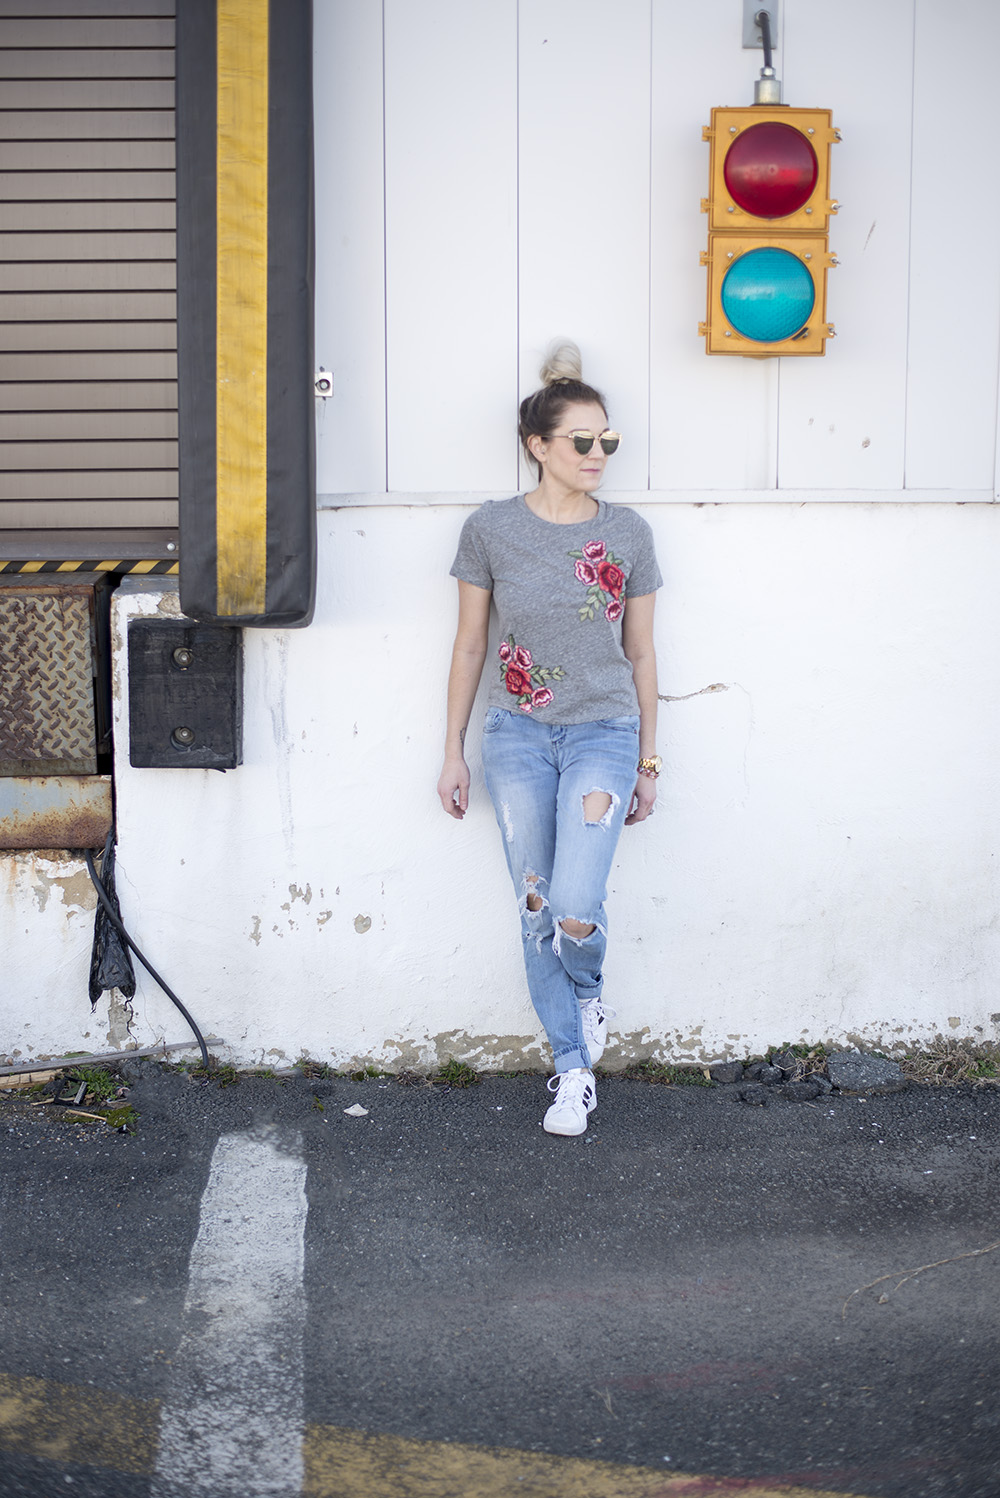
[0,1371,869,1498]
[216,0,269,617]
[55,560,85,571]
[129,558,161,574]
[17,560,45,573]
[303,1425,856,1498]
[166,561,180,574]
[0,1373,158,1476]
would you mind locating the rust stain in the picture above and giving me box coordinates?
[0,777,112,851]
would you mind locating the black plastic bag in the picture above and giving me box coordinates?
[88,832,136,1007]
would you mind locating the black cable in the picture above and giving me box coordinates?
[756,8,774,70]
[85,847,211,1070]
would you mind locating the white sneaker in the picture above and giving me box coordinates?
[543,1068,597,1136]
[580,996,613,1066]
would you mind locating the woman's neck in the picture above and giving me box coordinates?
[524,480,599,526]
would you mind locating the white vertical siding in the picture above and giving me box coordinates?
[383,0,517,492]
[905,0,1000,490]
[649,0,779,490]
[314,0,1000,497]
[776,0,915,490]
[313,0,387,495]
[517,0,651,492]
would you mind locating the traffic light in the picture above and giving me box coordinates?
[699,106,840,356]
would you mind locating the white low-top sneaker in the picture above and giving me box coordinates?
[580,996,614,1066]
[543,1067,597,1136]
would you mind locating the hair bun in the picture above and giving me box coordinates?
[539,339,583,387]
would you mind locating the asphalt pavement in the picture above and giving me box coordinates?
[1,1062,998,1497]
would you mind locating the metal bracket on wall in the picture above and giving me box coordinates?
[128,619,243,770]
[743,0,780,49]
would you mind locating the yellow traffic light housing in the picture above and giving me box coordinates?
[700,105,840,357]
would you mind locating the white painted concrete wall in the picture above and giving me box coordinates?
[6,499,1000,1070]
[4,0,1000,1069]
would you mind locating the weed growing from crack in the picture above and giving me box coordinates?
[434,1057,479,1088]
[900,1037,1000,1087]
[68,1066,118,1104]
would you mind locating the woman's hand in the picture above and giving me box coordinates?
[438,754,471,819]
[625,773,657,825]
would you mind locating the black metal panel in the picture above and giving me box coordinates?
[127,618,242,769]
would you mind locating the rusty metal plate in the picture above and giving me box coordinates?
[0,775,112,850]
[0,581,97,775]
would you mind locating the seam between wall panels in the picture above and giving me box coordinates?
[646,0,653,492]
[381,0,389,494]
[515,0,521,492]
[900,0,917,491]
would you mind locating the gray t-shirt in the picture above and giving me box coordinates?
[450,495,662,724]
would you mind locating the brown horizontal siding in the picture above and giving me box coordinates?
[0,2,178,549]
[3,202,175,231]
[1,380,177,410]
[0,289,176,318]
[0,410,177,439]
[1,171,175,200]
[0,528,178,561]
[0,1,172,16]
[0,48,174,78]
[0,110,175,140]
[0,230,176,259]
[5,322,176,352]
[2,262,175,291]
[2,439,178,470]
[1,139,174,168]
[2,80,174,108]
[0,470,178,500]
[0,18,173,46]
[0,501,179,529]
[0,351,177,380]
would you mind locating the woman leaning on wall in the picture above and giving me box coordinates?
[438,341,662,1137]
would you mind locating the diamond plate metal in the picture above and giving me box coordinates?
[0,583,97,775]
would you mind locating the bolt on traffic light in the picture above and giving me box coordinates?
[699,105,840,356]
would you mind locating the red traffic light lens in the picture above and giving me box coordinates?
[724,122,818,219]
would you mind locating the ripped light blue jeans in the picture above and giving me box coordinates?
[480,707,640,1073]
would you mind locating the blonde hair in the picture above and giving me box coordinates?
[519,340,607,474]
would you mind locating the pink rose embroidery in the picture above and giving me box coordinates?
[504,665,531,697]
[598,560,625,600]
[498,635,565,712]
[568,542,629,621]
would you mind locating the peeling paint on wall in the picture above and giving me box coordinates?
[105,990,134,1049]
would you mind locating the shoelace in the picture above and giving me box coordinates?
[546,1069,594,1099]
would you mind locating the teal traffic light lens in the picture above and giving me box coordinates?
[721,247,815,342]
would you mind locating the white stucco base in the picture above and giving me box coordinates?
[3,501,1000,1070]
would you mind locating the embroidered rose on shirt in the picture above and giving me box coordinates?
[568,540,627,622]
[499,637,564,712]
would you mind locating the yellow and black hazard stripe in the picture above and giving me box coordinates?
[175,0,315,628]
[0,559,179,576]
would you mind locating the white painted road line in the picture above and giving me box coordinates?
[149,1129,309,1498]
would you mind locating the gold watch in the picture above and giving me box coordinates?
[637,756,662,778]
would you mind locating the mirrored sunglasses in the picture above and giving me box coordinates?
[555,429,622,456]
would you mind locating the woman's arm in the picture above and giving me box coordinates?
[437,580,492,819]
[621,591,658,826]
